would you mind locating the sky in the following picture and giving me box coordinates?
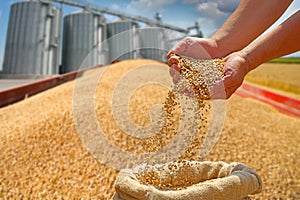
[0,0,299,70]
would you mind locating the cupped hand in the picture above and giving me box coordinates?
[220,52,250,98]
[167,37,225,85]
[166,37,222,60]
[166,37,250,99]
[168,51,250,99]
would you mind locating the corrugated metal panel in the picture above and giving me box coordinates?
[3,1,61,77]
[106,20,138,62]
[138,27,169,61]
[61,11,106,73]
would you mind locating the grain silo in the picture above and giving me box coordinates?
[61,11,106,73]
[106,19,139,62]
[3,0,61,77]
[138,26,169,61]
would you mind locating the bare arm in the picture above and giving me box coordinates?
[167,0,299,99]
[167,0,293,59]
[241,10,300,72]
[211,0,293,57]
[221,10,300,98]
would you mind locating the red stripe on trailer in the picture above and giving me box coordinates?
[0,66,102,108]
[236,82,300,118]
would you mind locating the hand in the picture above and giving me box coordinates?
[169,52,250,99]
[166,37,223,59]
[220,52,250,98]
[166,38,250,99]
[167,37,226,85]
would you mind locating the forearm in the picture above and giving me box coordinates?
[241,10,300,72]
[211,0,293,57]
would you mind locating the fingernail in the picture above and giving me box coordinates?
[168,56,179,66]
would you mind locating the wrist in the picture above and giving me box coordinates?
[209,37,233,58]
[236,50,251,74]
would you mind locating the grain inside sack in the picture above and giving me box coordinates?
[113,161,262,200]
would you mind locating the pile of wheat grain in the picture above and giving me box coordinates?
[0,59,299,199]
[245,63,300,98]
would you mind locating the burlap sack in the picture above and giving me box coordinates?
[112,161,262,200]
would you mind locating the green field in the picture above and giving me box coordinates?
[268,57,300,64]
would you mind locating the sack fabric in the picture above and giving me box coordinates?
[112,161,262,200]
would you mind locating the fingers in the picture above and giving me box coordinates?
[222,68,244,99]
[222,75,240,99]
[169,65,181,84]
[208,67,237,99]
[171,63,180,72]
[167,55,179,67]
[166,51,175,59]
[168,55,181,84]
[167,37,200,59]
[166,39,189,59]
[167,37,214,60]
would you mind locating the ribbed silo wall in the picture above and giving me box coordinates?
[3,1,61,77]
[138,27,169,61]
[61,11,106,73]
[106,20,138,62]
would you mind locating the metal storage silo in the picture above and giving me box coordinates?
[138,27,169,61]
[3,0,61,77]
[61,11,106,73]
[106,19,138,62]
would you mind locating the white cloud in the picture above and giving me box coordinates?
[127,0,176,14]
[197,2,227,19]
[195,0,300,57]
[197,17,220,37]
[196,1,233,37]
[216,0,240,13]
[196,0,240,17]
[197,0,240,13]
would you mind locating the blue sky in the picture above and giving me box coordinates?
[0,0,299,70]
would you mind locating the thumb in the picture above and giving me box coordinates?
[167,42,189,58]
